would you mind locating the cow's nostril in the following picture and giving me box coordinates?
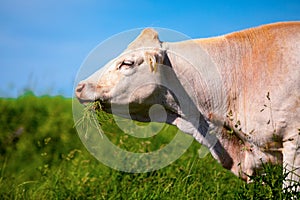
[77,83,85,92]
[75,83,85,97]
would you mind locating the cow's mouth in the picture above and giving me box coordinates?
[87,99,111,113]
[76,96,110,112]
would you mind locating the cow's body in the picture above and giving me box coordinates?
[168,22,300,180]
[76,22,300,186]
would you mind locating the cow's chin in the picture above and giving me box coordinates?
[77,98,93,105]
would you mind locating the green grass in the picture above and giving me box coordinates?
[0,93,299,199]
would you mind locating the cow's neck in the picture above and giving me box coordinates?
[163,39,253,178]
[162,40,227,118]
[162,39,236,126]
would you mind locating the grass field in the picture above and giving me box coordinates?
[0,93,299,199]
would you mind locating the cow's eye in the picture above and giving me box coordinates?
[118,60,134,69]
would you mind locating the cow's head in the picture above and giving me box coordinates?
[75,29,184,122]
[75,29,229,171]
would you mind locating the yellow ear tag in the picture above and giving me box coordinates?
[148,55,157,73]
[151,57,158,73]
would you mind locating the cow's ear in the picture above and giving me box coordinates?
[139,28,159,42]
[128,28,161,50]
[145,50,164,73]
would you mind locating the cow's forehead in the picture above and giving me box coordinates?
[126,28,162,51]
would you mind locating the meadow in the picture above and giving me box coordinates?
[0,92,299,199]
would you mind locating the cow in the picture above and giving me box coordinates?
[75,22,300,188]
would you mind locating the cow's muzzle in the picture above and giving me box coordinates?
[75,82,111,108]
[75,82,90,104]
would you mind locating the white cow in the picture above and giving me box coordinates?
[76,22,300,187]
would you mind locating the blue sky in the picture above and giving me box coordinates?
[1,0,299,97]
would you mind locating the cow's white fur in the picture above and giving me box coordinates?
[76,22,300,187]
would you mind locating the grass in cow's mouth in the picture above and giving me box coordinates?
[74,102,97,132]
[74,101,112,138]
[92,100,102,111]
[76,101,109,123]
[92,101,114,123]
